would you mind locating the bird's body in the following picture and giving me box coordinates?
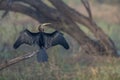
[13,29,69,62]
[38,32,45,48]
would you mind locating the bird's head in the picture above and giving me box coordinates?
[38,23,51,32]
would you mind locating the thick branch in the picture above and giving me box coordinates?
[49,0,117,56]
[17,0,58,20]
[0,0,55,23]
[0,50,38,71]
[1,0,13,18]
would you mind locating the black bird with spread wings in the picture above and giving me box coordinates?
[13,23,69,62]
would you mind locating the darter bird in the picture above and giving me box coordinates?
[13,23,69,62]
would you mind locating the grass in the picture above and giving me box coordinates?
[1,52,120,80]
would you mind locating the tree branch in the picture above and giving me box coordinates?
[0,50,38,71]
[49,0,117,56]
[81,0,92,20]
[0,0,55,23]
[10,0,58,21]
[1,0,13,18]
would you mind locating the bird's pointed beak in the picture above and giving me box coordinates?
[38,23,51,32]
[41,23,51,26]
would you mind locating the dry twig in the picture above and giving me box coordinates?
[0,50,38,71]
[81,0,92,20]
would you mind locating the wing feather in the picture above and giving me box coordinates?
[13,29,39,49]
[44,31,69,49]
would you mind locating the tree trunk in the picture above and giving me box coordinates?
[0,0,118,56]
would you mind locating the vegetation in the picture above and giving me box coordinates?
[0,0,120,80]
[1,53,120,80]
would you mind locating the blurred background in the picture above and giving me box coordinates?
[0,0,120,80]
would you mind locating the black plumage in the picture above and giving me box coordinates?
[13,29,69,62]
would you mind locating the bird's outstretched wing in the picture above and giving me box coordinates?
[13,29,39,49]
[44,31,69,49]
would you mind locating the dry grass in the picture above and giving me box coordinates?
[1,52,120,80]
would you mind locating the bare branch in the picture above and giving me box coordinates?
[81,0,92,20]
[0,2,48,23]
[2,0,13,18]
[49,0,117,56]
[0,50,38,71]
[18,0,59,21]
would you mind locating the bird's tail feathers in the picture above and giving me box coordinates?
[37,48,48,62]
